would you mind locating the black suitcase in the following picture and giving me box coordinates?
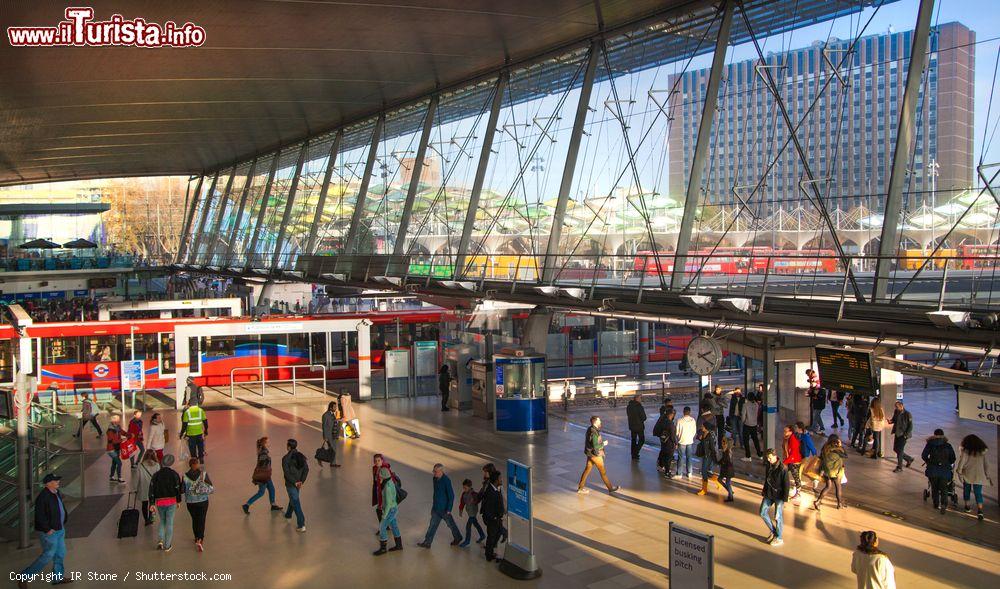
[117,492,140,539]
[314,445,335,464]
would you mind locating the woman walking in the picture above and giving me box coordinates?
[782,425,802,500]
[851,530,896,589]
[148,454,183,552]
[372,467,403,555]
[864,399,886,460]
[955,434,992,520]
[106,415,128,483]
[371,454,397,534]
[813,435,847,510]
[147,413,167,463]
[183,458,213,552]
[243,437,282,514]
[719,437,736,502]
[696,423,722,496]
[134,450,161,526]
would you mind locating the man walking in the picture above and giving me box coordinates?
[417,464,463,548]
[74,391,103,439]
[626,394,647,460]
[180,400,207,463]
[183,376,203,408]
[577,416,621,494]
[480,470,505,562]
[282,439,309,532]
[675,406,697,477]
[17,474,71,587]
[760,449,790,547]
[727,387,744,448]
[888,400,914,473]
[711,385,729,447]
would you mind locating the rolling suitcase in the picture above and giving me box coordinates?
[117,492,140,539]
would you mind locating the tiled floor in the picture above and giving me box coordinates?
[5,394,999,588]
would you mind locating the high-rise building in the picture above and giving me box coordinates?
[667,22,974,214]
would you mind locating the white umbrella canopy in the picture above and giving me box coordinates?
[958,212,998,227]
[857,214,884,228]
[934,202,967,216]
[906,212,946,228]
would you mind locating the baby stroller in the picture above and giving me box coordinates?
[921,472,959,508]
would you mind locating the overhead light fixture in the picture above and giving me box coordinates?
[560,288,585,301]
[534,286,559,297]
[680,294,713,309]
[321,273,346,282]
[718,297,754,314]
[373,276,402,286]
[438,281,477,291]
[926,310,970,329]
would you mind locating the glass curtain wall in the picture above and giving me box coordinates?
[313,119,377,254]
[251,145,303,267]
[228,152,276,267]
[278,133,337,269]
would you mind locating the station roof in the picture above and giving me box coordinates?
[1,0,877,186]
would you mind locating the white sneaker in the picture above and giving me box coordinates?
[577,488,590,494]
[740,457,752,462]
[296,526,306,533]
[770,538,784,547]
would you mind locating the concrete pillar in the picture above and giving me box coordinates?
[15,335,34,549]
[522,308,551,355]
[778,361,812,426]
[638,321,649,378]
[357,320,372,401]
[762,343,779,450]
[880,353,904,452]
[174,331,189,410]
[256,281,275,309]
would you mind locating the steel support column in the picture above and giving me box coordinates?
[187,171,220,265]
[201,165,237,264]
[873,0,936,301]
[270,142,309,270]
[221,158,257,268]
[394,95,438,255]
[762,340,779,450]
[671,0,734,290]
[542,41,600,284]
[176,175,203,263]
[243,152,281,270]
[304,131,343,255]
[344,114,385,255]
[456,72,508,278]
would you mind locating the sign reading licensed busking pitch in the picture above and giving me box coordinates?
[669,522,713,589]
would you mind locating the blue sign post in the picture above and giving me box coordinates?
[500,459,541,580]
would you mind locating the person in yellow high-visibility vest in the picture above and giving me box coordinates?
[180,402,208,463]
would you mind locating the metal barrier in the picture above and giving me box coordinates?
[229,364,328,399]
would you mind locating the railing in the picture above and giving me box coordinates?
[229,364,328,399]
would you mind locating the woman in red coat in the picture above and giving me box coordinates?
[371,454,398,532]
[782,425,803,499]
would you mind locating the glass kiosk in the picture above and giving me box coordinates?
[494,349,546,433]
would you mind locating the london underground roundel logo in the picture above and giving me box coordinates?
[93,364,110,378]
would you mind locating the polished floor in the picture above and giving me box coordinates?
[5,395,999,588]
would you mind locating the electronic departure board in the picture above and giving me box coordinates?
[815,346,877,395]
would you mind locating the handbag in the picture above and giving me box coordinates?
[801,456,822,481]
[190,471,214,496]
[119,437,138,461]
[251,464,272,484]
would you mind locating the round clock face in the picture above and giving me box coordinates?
[686,336,723,376]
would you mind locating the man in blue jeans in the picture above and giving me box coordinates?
[18,474,71,587]
[416,463,463,548]
[281,439,309,532]
[675,406,697,477]
[760,449,790,547]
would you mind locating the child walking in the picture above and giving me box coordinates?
[458,478,485,547]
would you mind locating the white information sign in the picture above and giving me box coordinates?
[669,522,713,589]
[958,388,1000,424]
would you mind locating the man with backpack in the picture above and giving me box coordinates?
[921,429,956,514]
[889,400,914,473]
[282,439,309,532]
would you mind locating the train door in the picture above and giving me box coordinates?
[0,339,14,386]
[158,333,200,376]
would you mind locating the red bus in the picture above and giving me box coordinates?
[958,244,1000,270]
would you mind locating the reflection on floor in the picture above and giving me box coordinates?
[5,395,999,588]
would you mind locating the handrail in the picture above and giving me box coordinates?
[229,364,328,399]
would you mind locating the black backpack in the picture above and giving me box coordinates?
[382,475,407,503]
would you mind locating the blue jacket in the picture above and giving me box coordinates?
[796,432,817,458]
[432,473,455,513]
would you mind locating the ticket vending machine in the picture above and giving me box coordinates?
[470,360,494,419]
[444,343,477,410]
[494,348,546,433]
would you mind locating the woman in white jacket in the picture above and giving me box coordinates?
[955,434,992,520]
[851,530,895,589]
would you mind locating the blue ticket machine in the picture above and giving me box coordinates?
[494,350,546,433]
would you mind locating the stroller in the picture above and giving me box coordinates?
[921,471,959,508]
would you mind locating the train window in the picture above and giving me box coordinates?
[84,336,117,362]
[0,339,13,382]
[189,338,200,373]
[44,337,81,365]
[123,333,159,361]
[289,333,309,358]
[331,332,348,367]
[203,336,235,358]
[309,332,327,366]
[159,333,175,374]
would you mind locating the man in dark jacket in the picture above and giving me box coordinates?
[480,470,506,562]
[727,387,745,448]
[652,407,677,478]
[282,439,309,531]
[921,429,956,513]
[18,474,70,587]
[417,463,463,548]
[626,394,648,460]
[889,400,915,472]
[438,365,452,411]
[760,449,790,547]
